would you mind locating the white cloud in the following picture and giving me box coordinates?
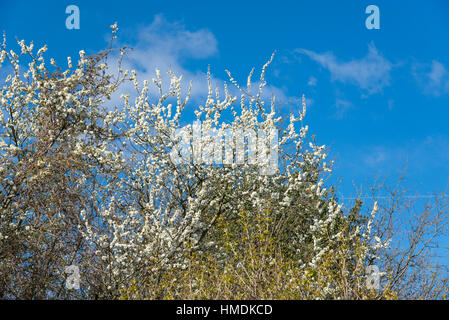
[133,15,218,60]
[413,60,449,96]
[296,42,392,94]
[110,14,219,102]
[307,76,317,86]
[107,15,294,112]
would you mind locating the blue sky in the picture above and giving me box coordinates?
[1,0,449,201]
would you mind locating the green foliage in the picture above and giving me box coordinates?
[120,201,398,299]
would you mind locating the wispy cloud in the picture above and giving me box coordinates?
[295,42,392,94]
[307,76,317,86]
[333,98,353,119]
[349,136,449,174]
[413,60,449,96]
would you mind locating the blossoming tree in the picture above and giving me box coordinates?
[0,26,446,300]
